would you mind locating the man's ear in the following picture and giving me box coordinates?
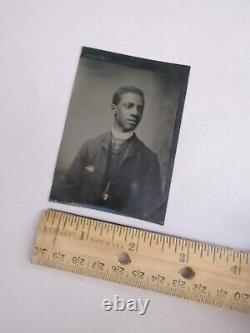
[111,104,117,116]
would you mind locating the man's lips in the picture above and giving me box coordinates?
[127,118,138,124]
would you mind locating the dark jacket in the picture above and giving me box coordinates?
[51,132,163,223]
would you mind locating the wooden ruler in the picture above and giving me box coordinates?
[31,209,250,313]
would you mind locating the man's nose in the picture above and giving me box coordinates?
[130,106,139,116]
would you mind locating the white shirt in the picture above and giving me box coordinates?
[111,127,134,141]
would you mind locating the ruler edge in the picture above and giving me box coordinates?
[39,208,250,256]
[32,257,249,314]
[30,208,250,314]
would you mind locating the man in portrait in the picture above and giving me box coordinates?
[50,86,163,223]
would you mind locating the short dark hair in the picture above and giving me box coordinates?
[112,86,145,106]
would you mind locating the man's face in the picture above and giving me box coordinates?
[113,92,144,132]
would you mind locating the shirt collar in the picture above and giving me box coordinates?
[111,127,134,141]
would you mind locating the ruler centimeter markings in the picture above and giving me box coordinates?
[31,209,250,313]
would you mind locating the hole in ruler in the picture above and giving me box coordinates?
[116,252,131,265]
[179,266,195,279]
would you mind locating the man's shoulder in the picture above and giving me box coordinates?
[80,132,111,150]
[88,132,110,143]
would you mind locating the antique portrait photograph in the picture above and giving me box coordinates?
[50,47,190,225]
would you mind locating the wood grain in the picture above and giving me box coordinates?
[31,209,250,313]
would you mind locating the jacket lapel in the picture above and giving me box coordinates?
[91,133,140,197]
[91,132,111,196]
[116,134,139,171]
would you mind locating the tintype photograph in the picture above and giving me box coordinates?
[50,47,190,224]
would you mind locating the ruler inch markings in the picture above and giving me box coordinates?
[161,237,165,252]
[31,209,250,314]
[85,222,91,241]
